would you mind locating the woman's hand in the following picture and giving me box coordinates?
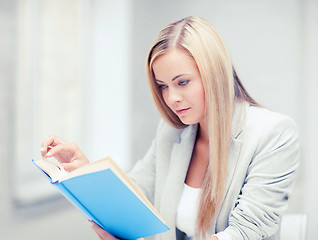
[89,221,119,240]
[40,135,89,171]
[209,236,218,240]
[89,221,145,240]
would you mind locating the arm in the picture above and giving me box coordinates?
[128,119,167,202]
[220,116,300,239]
[127,139,157,203]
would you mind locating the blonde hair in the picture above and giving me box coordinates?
[146,16,257,238]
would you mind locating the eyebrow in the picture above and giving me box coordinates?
[155,74,187,83]
[172,74,186,81]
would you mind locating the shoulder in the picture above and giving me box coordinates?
[244,106,298,137]
[239,105,300,157]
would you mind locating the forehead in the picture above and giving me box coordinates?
[152,49,198,80]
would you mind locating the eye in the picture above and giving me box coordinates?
[158,84,168,90]
[178,80,189,86]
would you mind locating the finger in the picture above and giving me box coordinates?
[61,160,82,172]
[45,143,73,160]
[41,136,64,157]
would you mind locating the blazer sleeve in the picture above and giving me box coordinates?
[222,115,300,239]
[128,120,165,203]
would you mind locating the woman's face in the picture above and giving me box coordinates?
[152,49,206,125]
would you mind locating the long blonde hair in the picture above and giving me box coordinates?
[146,16,257,238]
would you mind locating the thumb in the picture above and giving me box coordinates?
[61,159,89,172]
[61,161,81,172]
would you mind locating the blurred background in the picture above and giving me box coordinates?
[0,0,317,239]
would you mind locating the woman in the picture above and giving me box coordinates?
[41,16,300,240]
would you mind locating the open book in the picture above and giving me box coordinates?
[32,157,169,239]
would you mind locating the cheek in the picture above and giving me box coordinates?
[192,84,205,107]
[196,94,205,114]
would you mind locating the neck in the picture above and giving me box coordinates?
[198,120,209,143]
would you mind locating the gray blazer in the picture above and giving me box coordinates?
[129,102,300,240]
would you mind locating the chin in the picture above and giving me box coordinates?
[179,118,199,126]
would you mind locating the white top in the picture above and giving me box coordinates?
[176,184,233,240]
[176,184,201,239]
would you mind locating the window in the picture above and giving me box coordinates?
[13,0,132,205]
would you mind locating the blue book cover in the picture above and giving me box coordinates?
[32,158,170,239]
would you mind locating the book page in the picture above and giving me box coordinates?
[34,158,67,183]
[58,158,113,181]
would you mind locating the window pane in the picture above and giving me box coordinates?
[14,0,86,204]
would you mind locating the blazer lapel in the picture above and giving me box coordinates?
[225,101,248,194]
[211,101,248,233]
[159,124,198,231]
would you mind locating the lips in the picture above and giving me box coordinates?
[176,107,190,115]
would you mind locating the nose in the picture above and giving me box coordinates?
[167,88,182,104]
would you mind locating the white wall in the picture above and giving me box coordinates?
[85,0,132,169]
[301,0,318,237]
[0,0,16,225]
